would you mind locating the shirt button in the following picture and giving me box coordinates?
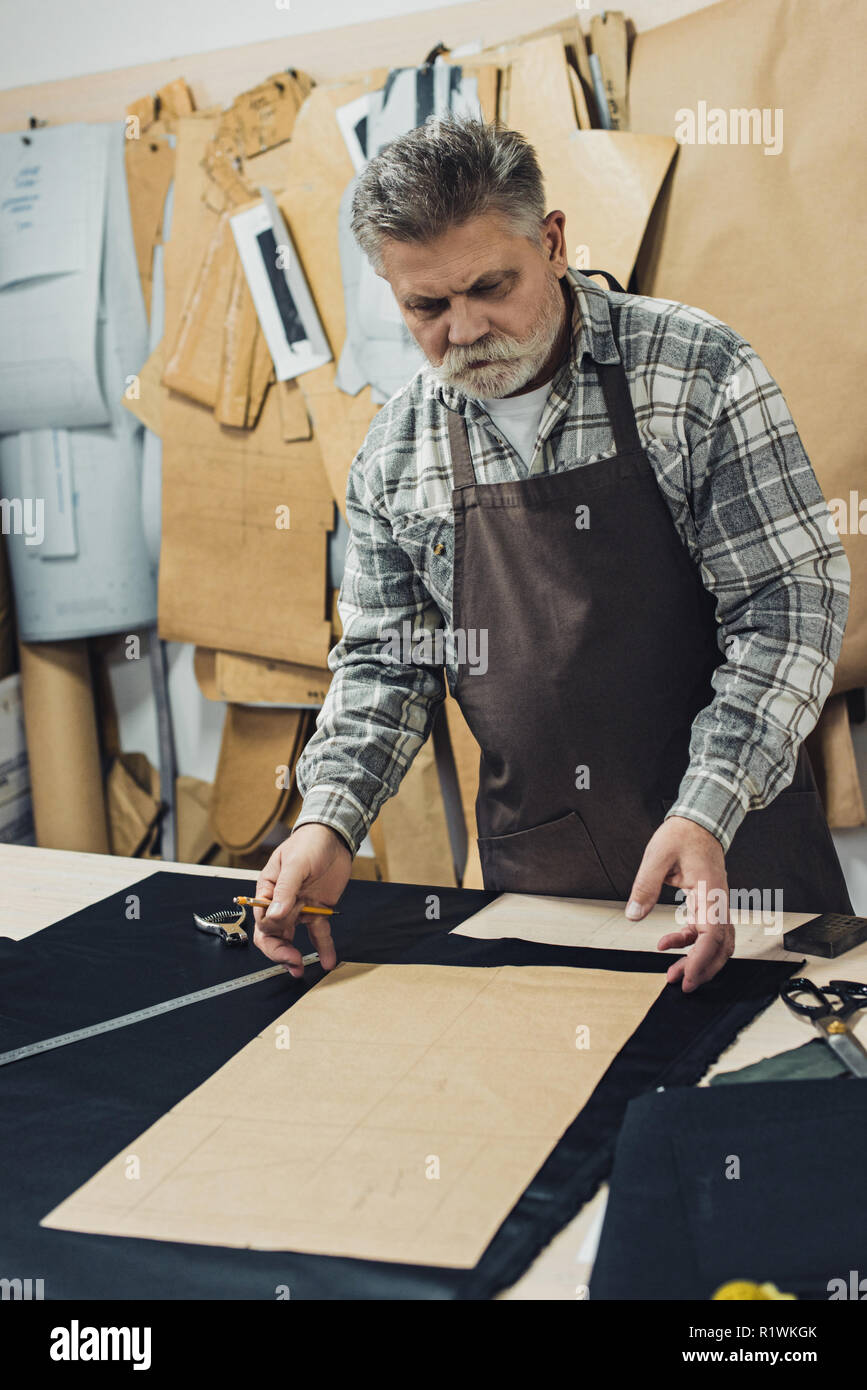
[433,542,445,555]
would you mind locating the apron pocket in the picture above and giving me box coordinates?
[477,809,619,898]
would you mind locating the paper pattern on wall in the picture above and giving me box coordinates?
[152,114,334,665]
[0,123,155,641]
[334,178,427,404]
[334,60,483,405]
[629,0,867,689]
[0,123,111,432]
[272,79,386,514]
[231,191,331,382]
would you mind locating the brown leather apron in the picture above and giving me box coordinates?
[446,276,852,915]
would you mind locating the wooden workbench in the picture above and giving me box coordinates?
[2,842,864,1300]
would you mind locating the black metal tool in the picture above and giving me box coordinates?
[779,978,867,1077]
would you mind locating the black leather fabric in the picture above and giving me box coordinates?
[590,1079,867,1300]
[0,870,797,1299]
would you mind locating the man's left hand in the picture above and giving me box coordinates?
[625,815,735,992]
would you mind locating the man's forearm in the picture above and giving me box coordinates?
[666,549,850,852]
[669,341,851,852]
[293,656,446,855]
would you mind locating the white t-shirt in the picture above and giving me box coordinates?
[478,377,554,474]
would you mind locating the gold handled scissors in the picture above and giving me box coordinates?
[779,978,867,1077]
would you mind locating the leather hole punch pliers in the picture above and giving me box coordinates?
[193,906,249,946]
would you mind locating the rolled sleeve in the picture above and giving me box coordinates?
[293,437,446,844]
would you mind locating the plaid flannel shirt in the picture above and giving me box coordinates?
[294,267,849,857]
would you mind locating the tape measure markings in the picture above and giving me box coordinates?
[0,958,316,1069]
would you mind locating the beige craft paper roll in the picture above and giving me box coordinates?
[18,639,110,852]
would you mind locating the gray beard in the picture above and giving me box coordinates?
[430,275,567,399]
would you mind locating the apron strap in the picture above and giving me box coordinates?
[596,357,644,457]
[446,280,643,486]
[583,268,643,453]
[446,406,477,489]
[596,295,644,458]
[583,268,626,292]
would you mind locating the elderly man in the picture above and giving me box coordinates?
[255,113,852,990]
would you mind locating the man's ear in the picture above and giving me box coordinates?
[542,210,569,273]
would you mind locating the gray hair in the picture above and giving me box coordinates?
[350,112,547,274]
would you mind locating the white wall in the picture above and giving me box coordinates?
[0,0,724,92]
[0,0,469,90]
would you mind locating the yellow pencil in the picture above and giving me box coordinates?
[233,896,339,915]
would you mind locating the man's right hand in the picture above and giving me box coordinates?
[252,823,352,977]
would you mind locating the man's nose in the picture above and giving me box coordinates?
[446,301,491,347]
